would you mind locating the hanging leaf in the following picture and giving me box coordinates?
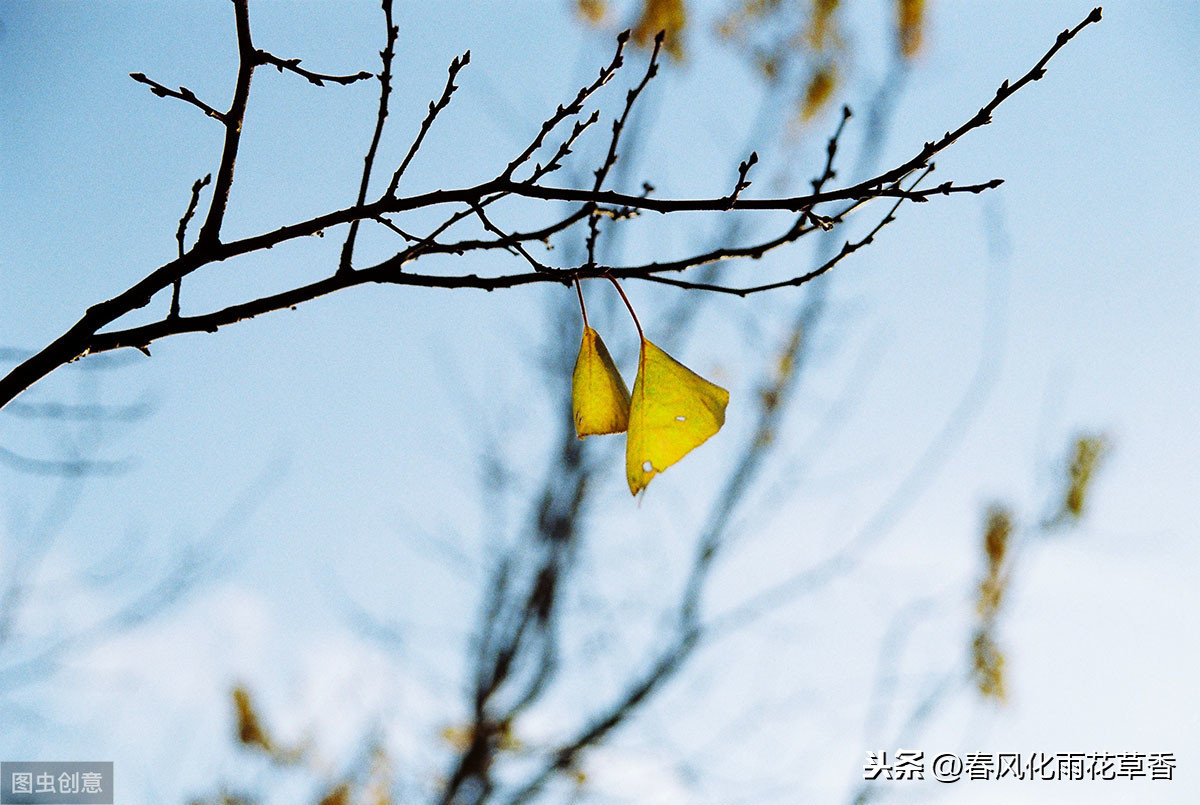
[572,326,631,438]
[626,338,728,495]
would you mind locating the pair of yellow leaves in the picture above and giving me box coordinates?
[572,326,729,495]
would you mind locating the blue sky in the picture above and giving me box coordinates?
[1,2,1197,803]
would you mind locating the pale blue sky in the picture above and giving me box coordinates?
[1,2,1197,802]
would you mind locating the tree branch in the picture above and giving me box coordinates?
[0,8,1102,415]
[641,166,935,295]
[339,0,400,275]
[821,6,1102,204]
[586,30,662,265]
[385,50,471,198]
[467,203,557,275]
[171,173,212,317]
[254,50,373,87]
[128,73,226,121]
[501,30,630,182]
[195,0,256,248]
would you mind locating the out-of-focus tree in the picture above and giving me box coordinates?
[0,352,274,731]
[581,0,927,122]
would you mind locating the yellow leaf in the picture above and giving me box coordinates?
[576,0,608,25]
[897,0,925,58]
[633,0,688,60]
[572,326,631,438]
[626,338,729,495]
[440,724,472,750]
[800,65,837,122]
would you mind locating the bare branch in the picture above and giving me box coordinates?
[254,49,373,87]
[128,73,226,121]
[385,49,472,197]
[0,445,132,477]
[3,399,153,422]
[0,8,1102,415]
[587,31,662,265]
[727,150,759,208]
[175,174,212,260]
[467,203,557,275]
[339,0,400,274]
[827,7,1103,203]
[435,206,592,254]
[0,169,986,381]
[195,0,257,247]
[171,173,212,317]
[371,215,419,242]
[503,628,700,805]
[502,30,630,182]
[496,174,1003,212]
[813,106,853,194]
[641,166,935,295]
[529,110,600,183]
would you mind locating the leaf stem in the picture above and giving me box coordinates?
[574,278,589,330]
[604,274,643,342]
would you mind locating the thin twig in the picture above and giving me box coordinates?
[813,106,853,194]
[586,31,662,266]
[254,50,373,86]
[128,73,226,121]
[821,7,1103,204]
[642,166,936,296]
[727,151,759,208]
[502,30,630,182]
[386,50,471,197]
[467,203,556,274]
[371,215,418,242]
[171,174,212,317]
[530,110,600,182]
[339,0,399,275]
